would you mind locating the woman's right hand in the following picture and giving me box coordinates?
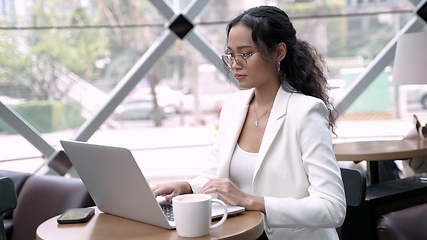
[151,181,193,202]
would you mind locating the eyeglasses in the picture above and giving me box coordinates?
[221,50,259,69]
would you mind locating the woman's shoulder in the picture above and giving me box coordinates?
[290,91,322,102]
[287,92,328,117]
[231,88,253,99]
[217,89,253,118]
[223,89,252,107]
[290,92,325,107]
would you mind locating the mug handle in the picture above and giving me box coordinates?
[210,199,228,230]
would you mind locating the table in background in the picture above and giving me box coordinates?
[36,207,264,240]
[334,139,427,184]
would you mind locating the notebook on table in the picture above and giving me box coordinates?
[60,140,245,229]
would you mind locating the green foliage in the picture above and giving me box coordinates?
[285,1,345,16]
[28,1,108,76]
[93,0,165,81]
[0,101,85,134]
[0,31,28,84]
[284,1,347,58]
[0,0,108,100]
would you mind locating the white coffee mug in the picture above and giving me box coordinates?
[172,194,228,237]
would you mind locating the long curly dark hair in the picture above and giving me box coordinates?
[226,5,338,133]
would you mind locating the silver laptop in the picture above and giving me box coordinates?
[60,140,244,229]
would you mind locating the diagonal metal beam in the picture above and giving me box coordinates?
[71,0,212,143]
[17,0,235,175]
[37,0,215,175]
[158,0,239,87]
[7,0,425,176]
[38,30,178,175]
[183,0,209,20]
[336,16,425,116]
[0,101,55,158]
[72,30,177,142]
[148,0,174,19]
[185,31,239,87]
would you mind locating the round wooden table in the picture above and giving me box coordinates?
[334,139,427,184]
[36,207,264,240]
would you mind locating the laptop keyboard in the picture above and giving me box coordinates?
[160,203,174,221]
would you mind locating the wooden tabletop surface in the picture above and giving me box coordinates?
[334,139,427,161]
[36,207,264,240]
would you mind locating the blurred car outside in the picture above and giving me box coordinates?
[114,85,181,120]
[114,96,167,120]
[325,78,427,109]
[323,80,427,109]
[215,100,224,117]
[404,85,427,109]
[180,87,235,114]
[0,96,26,105]
[122,78,238,117]
[327,79,346,105]
[129,85,182,114]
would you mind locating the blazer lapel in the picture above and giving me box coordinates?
[254,88,292,178]
[217,89,254,178]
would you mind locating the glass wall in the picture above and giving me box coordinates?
[0,0,424,182]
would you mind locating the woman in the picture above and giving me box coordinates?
[152,5,346,240]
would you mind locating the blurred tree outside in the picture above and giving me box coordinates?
[0,0,108,101]
[0,0,185,127]
[284,1,347,58]
[1,0,411,126]
[282,0,410,78]
[94,0,177,127]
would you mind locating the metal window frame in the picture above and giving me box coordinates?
[0,0,237,175]
[337,0,426,116]
[1,0,425,175]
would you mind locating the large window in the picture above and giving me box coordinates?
[0,0,423,182]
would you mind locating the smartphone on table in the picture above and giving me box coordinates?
[57,208,95,224]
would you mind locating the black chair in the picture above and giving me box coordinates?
[10,175,94,240]
[0,170,31,239]
[337,167,367,239]
[0,172,31,219]
[0,177,17,240]
[341,168,367,206]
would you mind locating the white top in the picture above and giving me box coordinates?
[229,144,258,195]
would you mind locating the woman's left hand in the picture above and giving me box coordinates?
[201,178,265,212]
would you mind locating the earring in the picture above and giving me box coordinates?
[277,61,281,71]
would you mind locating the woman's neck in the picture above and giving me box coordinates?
[252,84,280,108]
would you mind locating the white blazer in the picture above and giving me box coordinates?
[188,87,346,240]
